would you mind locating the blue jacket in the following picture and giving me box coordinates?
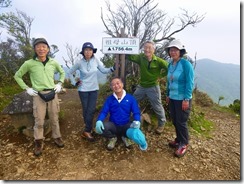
[68,56,113,91]
[97,93,141,126]
[166,58,194,100]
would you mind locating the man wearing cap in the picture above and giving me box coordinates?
[127,40,168,134]
[68,42,115,142]
[14,38,65,156]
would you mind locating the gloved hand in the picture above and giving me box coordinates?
[130,121,141,129]
[54,83,62,93]
[126,128,148,151]
[26,88,38,96]
[95,120,104,134]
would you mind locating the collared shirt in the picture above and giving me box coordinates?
[113,90,126,103]
[128,53,168,88]
[14,57,65,91]
[68,56,113,92]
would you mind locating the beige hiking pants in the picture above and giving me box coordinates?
[33,91,61,140]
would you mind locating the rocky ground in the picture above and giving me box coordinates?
[0,89,240,181]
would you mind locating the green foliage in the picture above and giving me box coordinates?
[0,83,22,112]
[59,110,65,121]
[0,10,35,88]
[97,82,112,112]
[18,125,26,133]
[125,75,139,93]
[218,96,224,105]
[194,89,214,107]
[188,107,214,138]
[100,54,115,67]
[63,78,76,89]
[229,99,240,115]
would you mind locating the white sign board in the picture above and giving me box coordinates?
[102,37,140,54]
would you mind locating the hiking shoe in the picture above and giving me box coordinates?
[81,132,95,142]
[155,125,164,134]
[121,136,133,149]
[34,139,43,156]
[175,144,188,158]
[168,140,179,148]
[107,137,117,150]
[54,137,64,148]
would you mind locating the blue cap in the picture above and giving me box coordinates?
[80,42,97,55]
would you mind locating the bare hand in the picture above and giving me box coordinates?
[182,100,189,111]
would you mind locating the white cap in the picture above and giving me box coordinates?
[166,39,185,50]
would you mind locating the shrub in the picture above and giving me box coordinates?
[194,89,214,107]
[229,99,240,114]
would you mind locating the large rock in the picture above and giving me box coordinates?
[1,91,51,137]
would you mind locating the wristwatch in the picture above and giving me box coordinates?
[183,99,189,101]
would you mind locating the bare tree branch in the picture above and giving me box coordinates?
[62,43,79,69]
[0,0,11,8]
[154,9,206,42]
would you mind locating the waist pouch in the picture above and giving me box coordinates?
[38,90,56,102]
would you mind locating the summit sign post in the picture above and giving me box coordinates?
[102,37,140,55]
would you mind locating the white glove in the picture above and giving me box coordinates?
[26,88,38,96]
[54,83,62,93]
[130,121,141,129]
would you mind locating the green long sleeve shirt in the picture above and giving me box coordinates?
[14,57,65,91]
[128,53,168,88]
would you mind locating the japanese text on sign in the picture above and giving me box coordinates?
[102,37,140,54]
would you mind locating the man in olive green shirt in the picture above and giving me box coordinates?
[127,40,168,134]
[14,38,65,156]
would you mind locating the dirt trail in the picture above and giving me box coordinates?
[0,89,240,180]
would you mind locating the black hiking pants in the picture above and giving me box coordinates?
[169,99,192,145]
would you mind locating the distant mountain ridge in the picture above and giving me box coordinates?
[61,58,240,106]
[194,58,240,105]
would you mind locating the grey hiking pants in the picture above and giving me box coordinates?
[133,85,166,127]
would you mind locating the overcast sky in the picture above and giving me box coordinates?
[1,0,241,65]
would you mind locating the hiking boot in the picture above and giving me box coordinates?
[175,144,188,158]
[107,137,117,150]
[54,137,64,148]
[155,125,164,134]
[81,132,95,142]
[121,136,133,149]
[168,140,179,148]
[34,139,43,156]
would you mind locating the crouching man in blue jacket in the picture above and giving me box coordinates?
[95,77,147,151]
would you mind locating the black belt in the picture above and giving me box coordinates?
[43,89,54,91]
